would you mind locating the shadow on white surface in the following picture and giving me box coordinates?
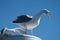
[0,34,42,40]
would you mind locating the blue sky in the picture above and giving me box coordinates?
[0,0,60,40]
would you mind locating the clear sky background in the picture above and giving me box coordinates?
[0,0,60,40]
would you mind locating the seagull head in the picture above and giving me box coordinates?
[41,9,51,18]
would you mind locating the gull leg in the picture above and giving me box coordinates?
[23,25,27,34]
[31,29,33,35]
[24,27,27,34]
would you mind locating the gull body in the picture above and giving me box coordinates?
[13,9,50,34]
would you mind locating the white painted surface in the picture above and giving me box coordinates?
[23,34,42,40]
[6,34,42,40]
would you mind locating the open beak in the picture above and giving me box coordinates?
[46,12,51,19]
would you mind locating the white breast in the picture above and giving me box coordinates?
[26,18,40,30]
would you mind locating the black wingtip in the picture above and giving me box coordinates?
[12,20,19,23]
[12,21,16,23]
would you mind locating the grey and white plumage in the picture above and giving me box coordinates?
[12,9,51,34]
